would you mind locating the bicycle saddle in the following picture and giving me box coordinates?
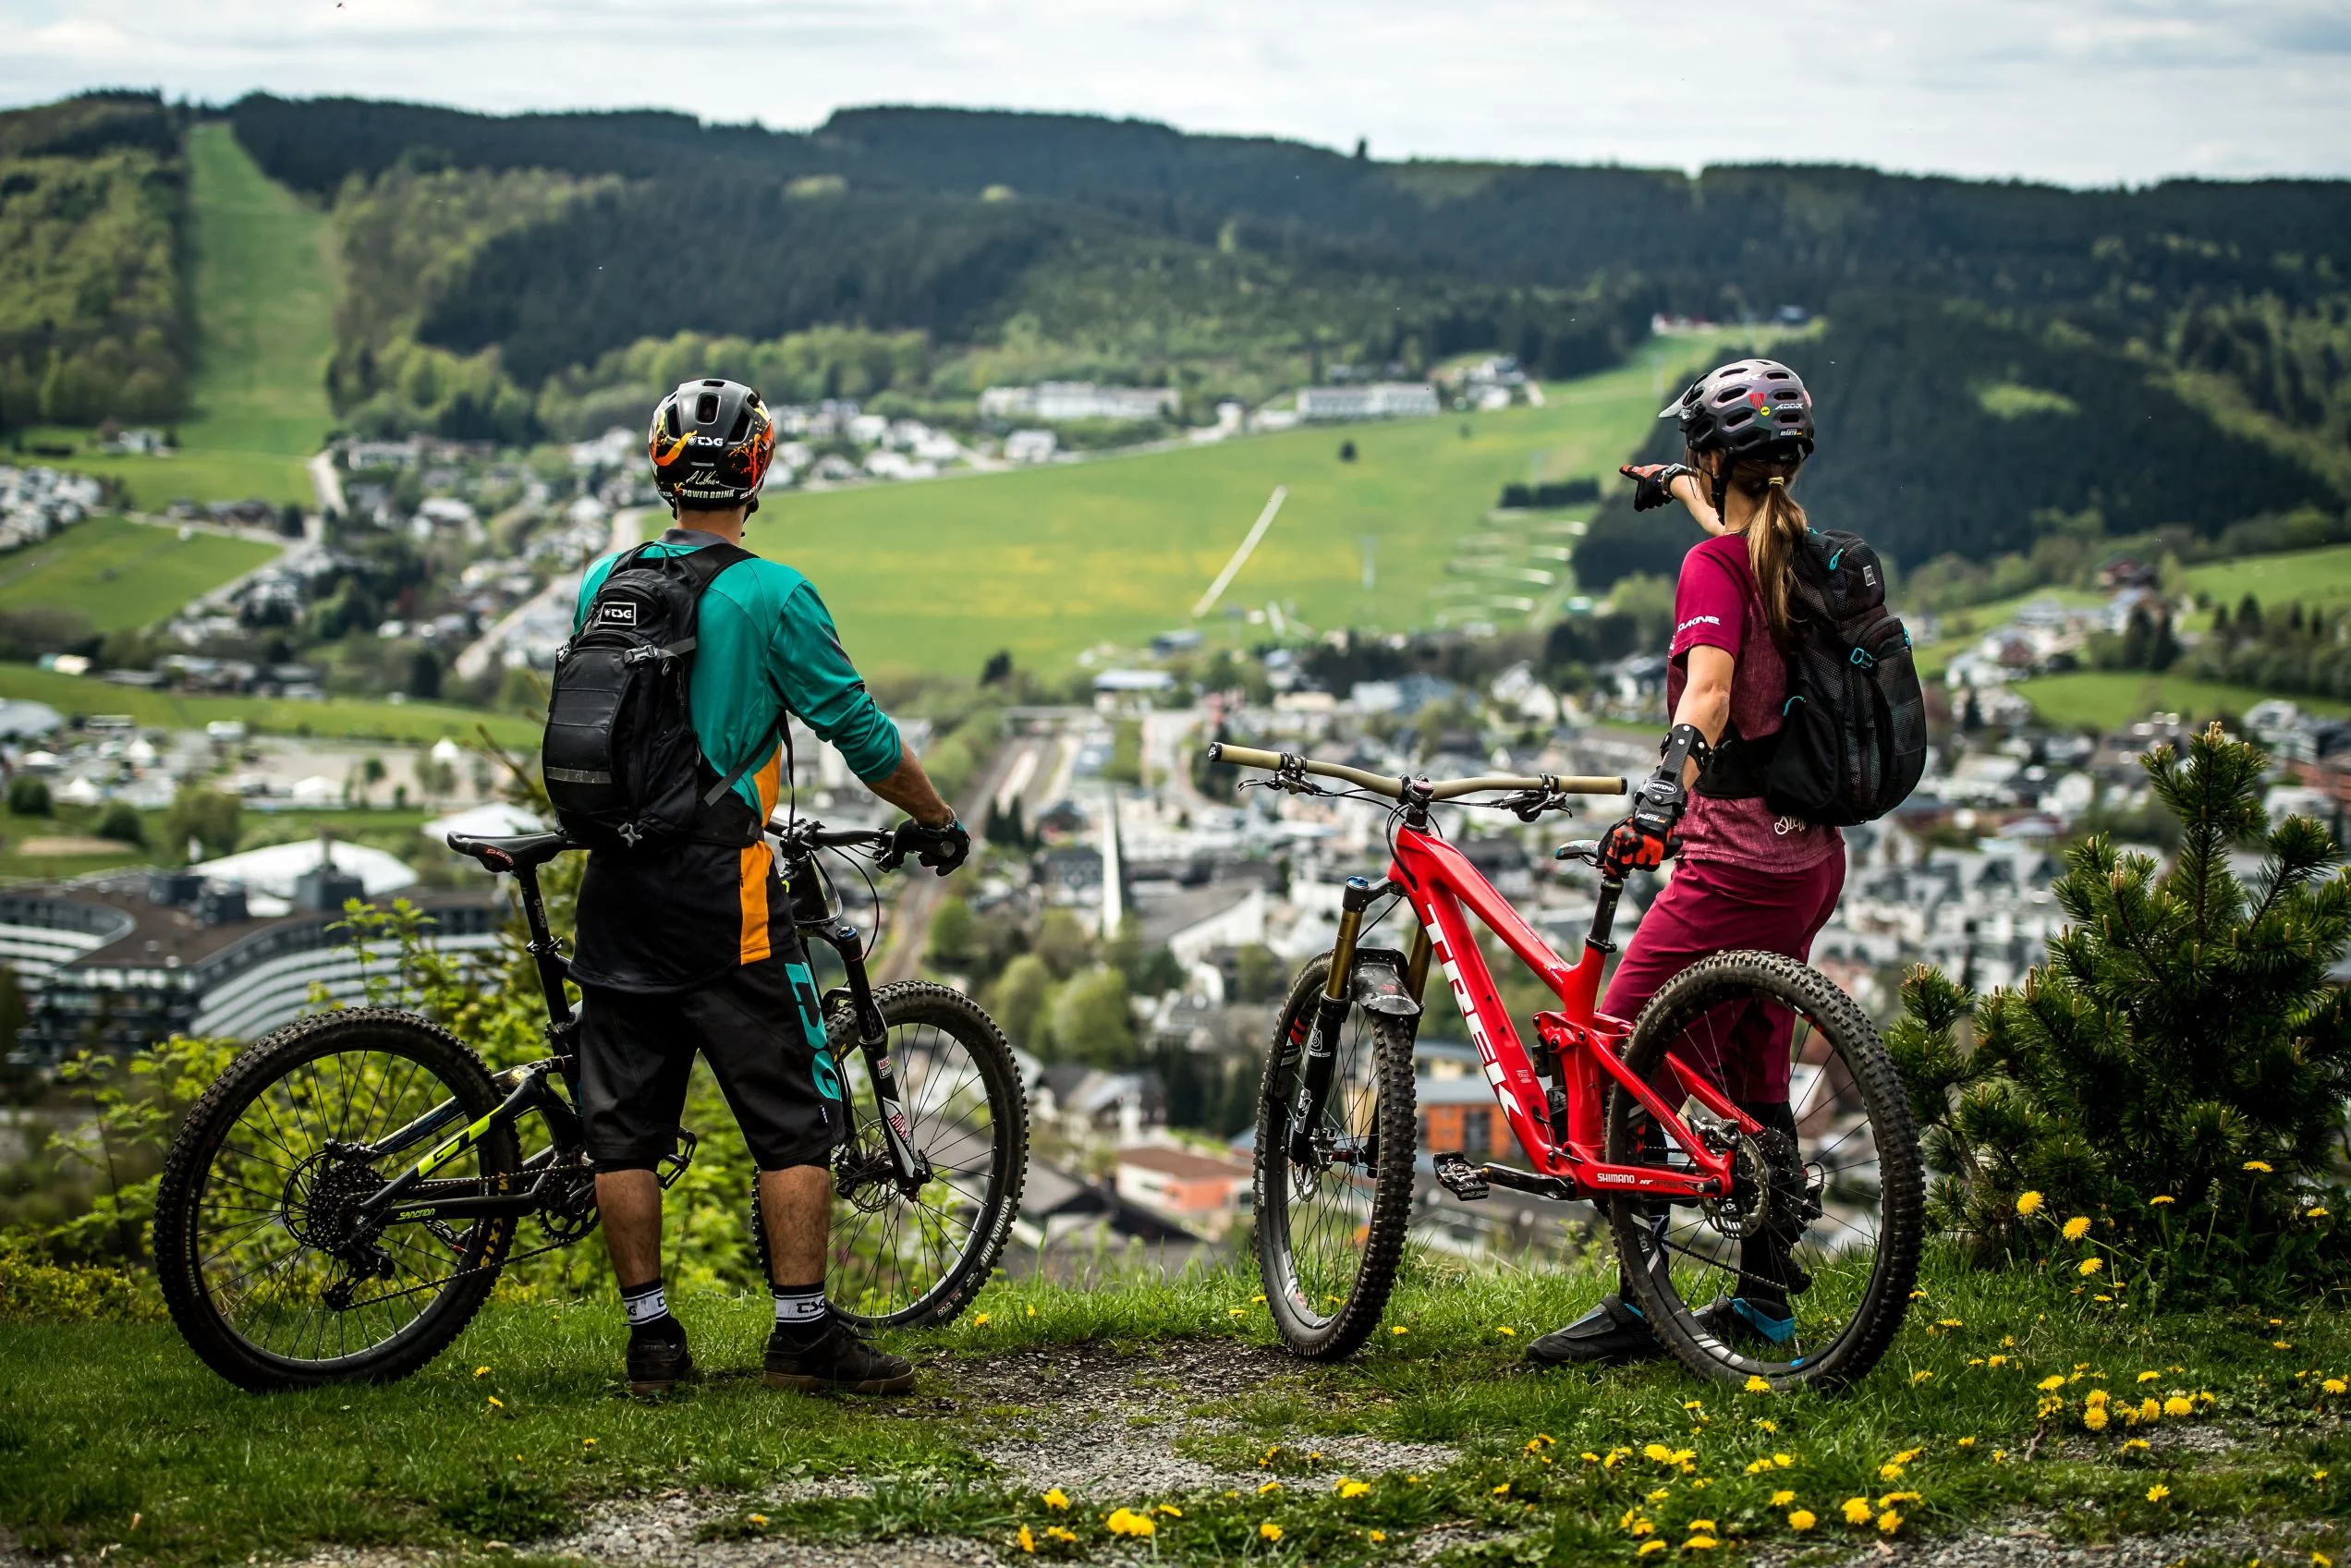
[447,832,572,872]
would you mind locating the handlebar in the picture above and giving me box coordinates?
[770,818,893,852]
[1207,742,1626,802]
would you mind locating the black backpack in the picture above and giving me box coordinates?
[1697,529,1927,827]
[542,542,771,850]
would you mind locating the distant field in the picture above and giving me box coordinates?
[2012,670,2349,732]
[1907,587,2105,679]
[767,335,1758,678]
[0,663,539,748]
[36,123,336,509]
[2183,544,2351,616]
[0,517,277,632]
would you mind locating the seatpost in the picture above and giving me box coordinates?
[513,864,574,1027]
[1585,873,1626,956]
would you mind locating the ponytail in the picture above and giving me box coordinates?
[1714,455,1809,643]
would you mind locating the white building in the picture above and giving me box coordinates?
[1297,383,1440,421]
[980,383,1179,422]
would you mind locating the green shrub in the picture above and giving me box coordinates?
[92,800,142,845]
[0,1239,162,1322]
[7,774,50,816]
[1890,722,2351,1303]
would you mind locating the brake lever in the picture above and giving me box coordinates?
[1503,788,1573,823]
[1554,839,1603,867]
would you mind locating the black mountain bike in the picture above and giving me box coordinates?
[154,821,1027,1392]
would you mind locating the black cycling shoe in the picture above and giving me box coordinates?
[1524,1293,1665,1367]
[625,1317,695,1395]
[763,1320,916,1394]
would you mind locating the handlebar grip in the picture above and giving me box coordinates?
[1207,742,1285,770]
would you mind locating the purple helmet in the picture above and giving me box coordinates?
[1659,359,1815,461]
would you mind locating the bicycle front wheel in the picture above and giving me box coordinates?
[153,1010,519,1392]
[756,982,1026,1329]
[1255,954,1419,1360]
[1605,951,1921,1391]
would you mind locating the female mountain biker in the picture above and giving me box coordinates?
[1526,358,1841,1367]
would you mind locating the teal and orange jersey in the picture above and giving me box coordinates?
[567,528,902,991]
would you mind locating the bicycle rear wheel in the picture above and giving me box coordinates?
[1255,955,1418,1359]
[755,982,1025,1329]
[1604,951,1920,1391]
[153,1010,519,1392]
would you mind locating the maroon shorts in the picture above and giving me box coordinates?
[1600,851,1845,1104]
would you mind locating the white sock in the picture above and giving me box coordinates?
[621,1281,668,1329]
[774,1284,827,1331]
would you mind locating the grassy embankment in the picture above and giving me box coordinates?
[767,334,1761,680]
[0,662,537,749]
[36,120,335,509]
[4,1255,2347,1564]
[0,517,276,633]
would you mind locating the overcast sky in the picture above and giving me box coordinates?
[4,0,2346,187]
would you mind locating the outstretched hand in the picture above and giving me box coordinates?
[1621,462,1699,513]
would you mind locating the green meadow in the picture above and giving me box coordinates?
[0,517,277,632]
[38,122,336,510]
[766,338,1754,679]
[2183,543,2351,616]
[0,662,539,749]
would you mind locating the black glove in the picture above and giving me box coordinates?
[1600,723,1710,875]
[884,815,970,876]
[1620,462,1698,513]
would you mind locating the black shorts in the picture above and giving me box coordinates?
[578,946,844,1173]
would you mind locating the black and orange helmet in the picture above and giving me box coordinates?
[648,378,775,507]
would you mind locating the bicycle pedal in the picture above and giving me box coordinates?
[1433,1150,1490,1201]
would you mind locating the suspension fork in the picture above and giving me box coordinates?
[1289,875,1383,1165]
[819,918,932,1190]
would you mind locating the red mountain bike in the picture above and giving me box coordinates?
[1210,744,1919,1391]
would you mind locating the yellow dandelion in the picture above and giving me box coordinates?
[2318,1469,2333,1482]
[1879,1463,1906,1480]
[473,1366,490,1378]
[748,1514,768,1526]
[582,1438,597,1447]
[1158,1503,1183,1517]
[2138,1370,2160,1383]
[1369,1531,1386,1544]
[1492,1482,1511,1497]
[1259,1521,1283,1542]
[2164,1396,2193,1417]
[1989,1355,2008,1368]
[1746,1459,1774,1476]
[2016,1190,2045,1215]
[1253,1294,1267,1303]
[2150,1195,2175,1206]
[1495,1325,1517,1336]
[2279,1341,2296,1351]
[1042,1489,1070,1511]
[2062,1216,2092,1241]
[1746,1374,1772,1393]
[1337,1478,1370,1500]
[2141,1397,2162,1420]
[1912,1370,1933,1385]
[1045,1526,1078,1544]
[2315,1553,2333,1568]
[1257,1480,1282,1495]
[1755,1419,1779,1433]
[1788,1510,1817,1531]
[1770,1489,1796,1506]
[1105,1508,1155,1538]
[1631,1520,1658,1538]
[1878,1509,1904,1535]
[2245,1160,2273,1173]
[973,1313,990,1326]
[2146,1484,2171,1503]
[1639,1542,1669,1557]
[2311,1208,2332,1220]
[2039,1375,2066,1392]
[1685,1536,1720,1551]
[486,1395,504,1409]
[2086,1388,2111,1407]
[2084,1406,2110,1432]
[1016,1525,1035,1554]
[2079,1257,2104,1276]
[1027,1305,1036,1318]
[1843,1497,1873,1525]
[2327,1379,2348,1395]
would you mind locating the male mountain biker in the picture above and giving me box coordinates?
[569,377,968,1396]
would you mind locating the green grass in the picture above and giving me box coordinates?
[1907,588,2106,680]
[35,122,337,509]
[764,334,1758,678]
[2013,670,2350,732]
[0,517,277,632]
[0,662,539,748]
[6,1254,2349,1564]
[2186,544,2351,618]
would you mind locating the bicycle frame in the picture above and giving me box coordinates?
[1363,818,1759,1204]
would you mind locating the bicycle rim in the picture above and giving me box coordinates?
[187,1041,506,1372]
[1610,952,1919,1387]
[1258,961,1415,1356]
[822,991,1017,1327]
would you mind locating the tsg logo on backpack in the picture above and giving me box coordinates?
[1696,529,1927,826]
[542,543,774,849]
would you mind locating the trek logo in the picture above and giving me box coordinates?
[598,602,639,626]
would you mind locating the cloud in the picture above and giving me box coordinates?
[0,0,2344,183]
